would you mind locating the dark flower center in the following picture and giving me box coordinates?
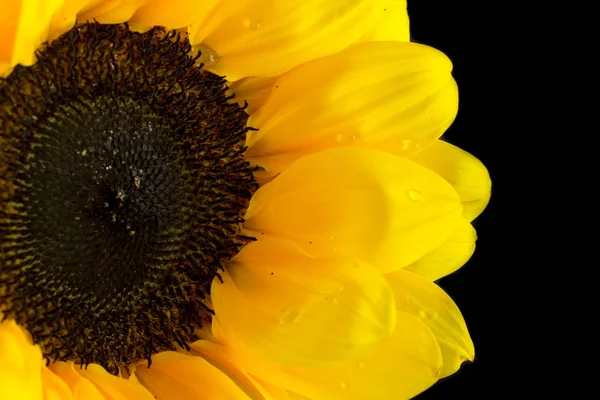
[0,23,257,373]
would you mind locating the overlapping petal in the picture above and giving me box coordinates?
[78,364,155,400]
[190,340,283,400]
[126,0,221,32]
[77,0,148,25]
[213,311,442,400]
[229,76,278,115]
[405,217,477,281]
[134,351,254,400]
[48,362,104,400]
[41,366,76,400]
[410,140,491,221]
[211,237,396,366]
[0,0,63,76]
[358,0,410,43]
[386,270,475,378]
[0,319,44,399]
[48,0,103,41]
[187,0,389,80]
[245,147,463,273]
[244,41,458,174]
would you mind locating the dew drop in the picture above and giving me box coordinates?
[407,189,425,202]
[280,310,300,324]
[335,133,358,144]
[245,19,262,30]
[399,139,422,152]
[194,43,220,66]
[419,308,437,320]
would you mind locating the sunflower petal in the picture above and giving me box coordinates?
[245,41,457,174]
[191,340,282,400]
[358,0,410,43]
[41,366,75,400]
[48,0,104,41]
[405,217,477,281]
[229,76,278,115]
[211,237,396,366]
[245,147,462,273]
[278,312,441,400]
[0,319,44,399]
[134,351,252,400]
[77,0,148,25]
[385,270,475,378]
[0,0,63,76]
[189,0,388,80]
[77,364,154,400]
[410,140,491,221]
[127,0,220,32]
[214,311,441,400]
[48,362,104,400]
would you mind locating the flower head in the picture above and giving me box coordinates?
[0,1,491,399]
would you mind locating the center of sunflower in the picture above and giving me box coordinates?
[0,24,257,373]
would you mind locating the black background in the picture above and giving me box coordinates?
[408,2,501,398]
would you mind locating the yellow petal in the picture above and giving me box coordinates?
[41,366,75,400]
[77,0,148,24]
[211,237,396,366]
[134,351,252,400]
[252,378,292,400]
[77,364,154,400]
[190,340,281,400]
[127,0,220,32]
[385,269,475,378]
[0,0,63,76]
[48,0,104,41]
[48,362,105,400]
[213,312,441,400]
[358,0,410,43]
[405,217,477,281]
[410,140,491,221]
[229,76,278,115]
[245,41,458,174]
[245,147,463,273]
[0,319,43,399]
[189,0,388,80]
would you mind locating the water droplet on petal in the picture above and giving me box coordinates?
[245,19,262,30]
[335,133,358,144]
[194,43,220,66]
[280,310,300,324]
[419,308,437,320]
[407,189,425,202]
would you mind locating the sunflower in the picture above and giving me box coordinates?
[0,0,491,399]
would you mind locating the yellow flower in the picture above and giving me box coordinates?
[0,0,491,399]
